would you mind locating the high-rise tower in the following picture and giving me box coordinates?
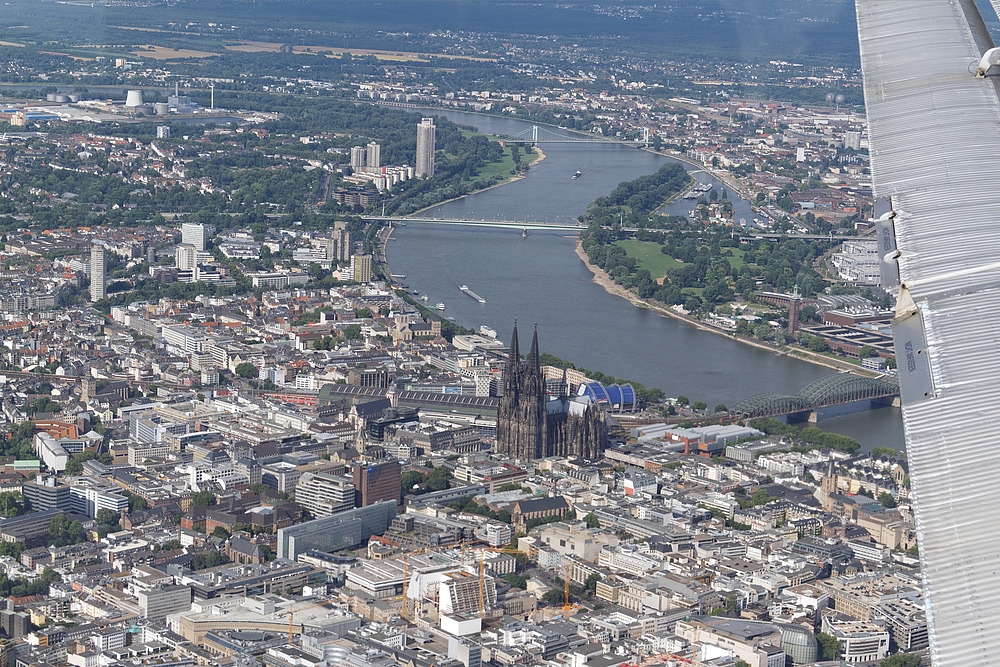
[175,244,198,271]
[416,118,436,178]
[328,221,352,264]
[90,243,106,302]
[350,145,366,170]
[366,141,381,170]
[181,222,214,252]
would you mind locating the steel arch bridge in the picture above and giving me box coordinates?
[733,374,900,419]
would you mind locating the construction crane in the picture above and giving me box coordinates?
[560,563,574,611]
[401,553,410,620]
[398,547,430,621]
[478,552,486,619]
[282,599,329,646]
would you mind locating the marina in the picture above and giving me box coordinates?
[682,182,714,199]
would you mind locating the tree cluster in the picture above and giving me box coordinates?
[748,417,860,454]
[402,466,452,495]
[447,496,511,524]
[47,514,86,547]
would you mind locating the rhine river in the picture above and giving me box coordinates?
[385,110,904,452]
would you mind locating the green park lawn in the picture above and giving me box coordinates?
[472,145,539,182]
[722,247,747,270]
[615,240,685,279]
[617,239,747,279]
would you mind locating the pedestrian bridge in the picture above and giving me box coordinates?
[733,373,900,421]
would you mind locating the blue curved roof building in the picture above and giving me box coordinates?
[577,382,637,413]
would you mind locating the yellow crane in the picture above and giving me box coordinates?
[401,553,410,620]
[283,599,329,646]
[478,552,486,619]
[562,563,572,611]
[400,547,428,621]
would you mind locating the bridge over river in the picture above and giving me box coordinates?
[366,216,584,232]
[733,373,900,422]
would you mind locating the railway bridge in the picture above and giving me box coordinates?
[732,374,899,422]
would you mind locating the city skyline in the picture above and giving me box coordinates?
[0,1,960,664]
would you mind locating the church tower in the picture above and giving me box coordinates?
[496,323,546,461]
[496,324,609,463]
[822,459,838,496]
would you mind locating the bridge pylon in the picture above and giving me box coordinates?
[531,125,538,144]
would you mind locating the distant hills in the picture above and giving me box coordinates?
[3,0,865,66]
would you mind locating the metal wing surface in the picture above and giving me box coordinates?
[858,0,1000,663]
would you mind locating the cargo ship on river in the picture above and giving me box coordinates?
[460,285,487,303]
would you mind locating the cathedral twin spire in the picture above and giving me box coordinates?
[497,323,608,463]
[497,321,546,461]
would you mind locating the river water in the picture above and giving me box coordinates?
[385,110,904,452]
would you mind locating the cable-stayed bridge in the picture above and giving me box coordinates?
[502,124,652,145]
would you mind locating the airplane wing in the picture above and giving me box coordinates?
[858,0,1000,663]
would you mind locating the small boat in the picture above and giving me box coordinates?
[572,171,582,179]
[436,303,445,310]
[399,222,407,226]
[420,295,428,302]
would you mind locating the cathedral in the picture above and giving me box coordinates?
[495,323,608,462]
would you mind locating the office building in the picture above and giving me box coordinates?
[261,461,302,493]
[34,431,70,472]
[294,472,356,518]
[820,615,890,663]
[351,254,372,283]
[351,459,402,507]
[873,599,929,652]
[0,509,70,544]
[181,222,215,252]
[156,125,171,139]
[416,117,436,178]
[69,483,130,518]
[448,637,483,667]
[22,479,72,512]
[175,243,198,271]
[675,617,786,667]
[366,141,381,169]
[137,585,192,622]
[90,243,106,302]
[0,609,29,640]
[277,501,396,560]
